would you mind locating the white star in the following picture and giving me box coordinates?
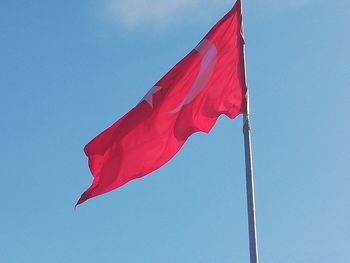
[140,85,162,108]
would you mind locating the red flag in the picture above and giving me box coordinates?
[77,0,247,206]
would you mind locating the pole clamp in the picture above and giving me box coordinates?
[243,114,252,133]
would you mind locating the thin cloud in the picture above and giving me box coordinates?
[104,0,314,28]
[105,0,230,27]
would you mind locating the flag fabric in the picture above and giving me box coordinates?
[77,0,247,206]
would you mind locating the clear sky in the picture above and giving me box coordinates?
[1,0,349,262]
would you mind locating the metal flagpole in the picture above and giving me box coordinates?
[241,1,259,263]
[243,107,259,263]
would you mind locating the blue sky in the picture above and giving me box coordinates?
[1,0,350,262]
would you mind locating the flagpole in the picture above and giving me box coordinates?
[243,110,259,263]
[241,1,259,263]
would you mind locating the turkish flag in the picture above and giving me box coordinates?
[77,0,247,206]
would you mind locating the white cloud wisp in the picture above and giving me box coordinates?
[107,0,202,27]
[105,0,314,28]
